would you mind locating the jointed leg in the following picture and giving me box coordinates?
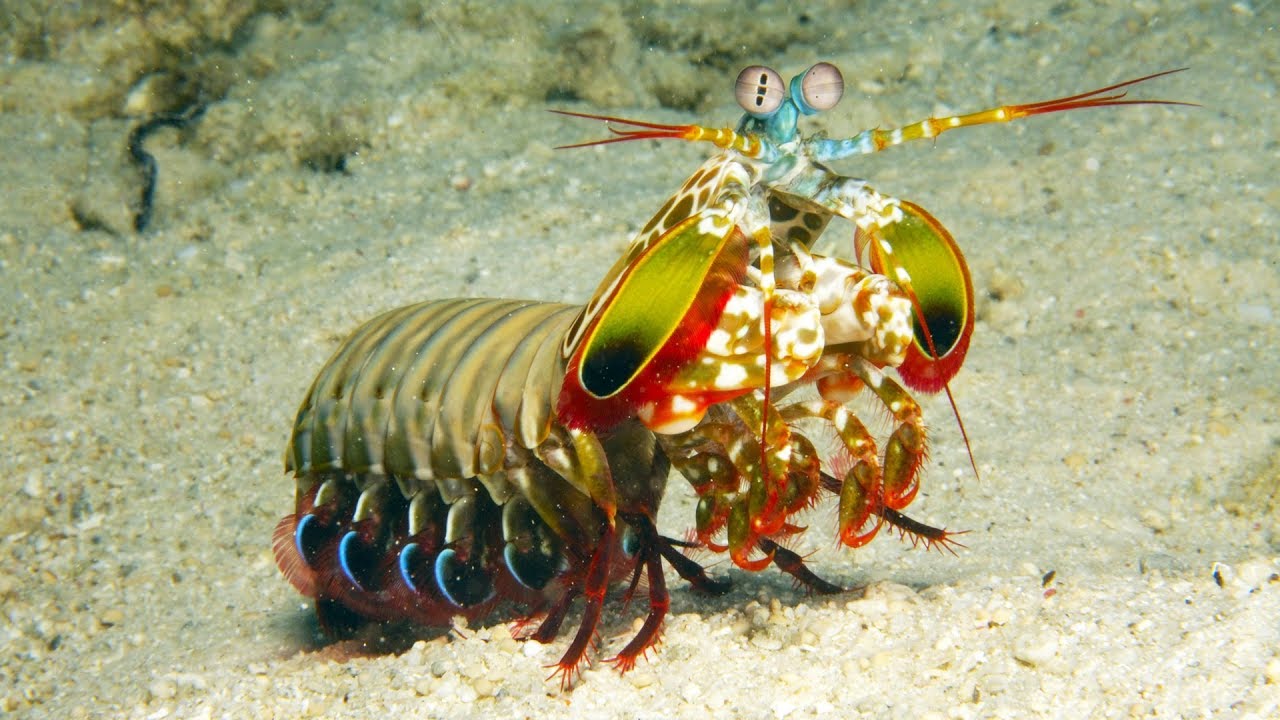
[547,524,614,689]
[757,537,843,595]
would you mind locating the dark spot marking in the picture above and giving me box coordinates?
[435,548,494,607]
[641,213,661,237]
[337,531,376,590]
[644,195,678,235]
[683,168,708,191]
[294,513,330,568]
[666,193,695,226]
[504,541,559,590]
[695,185,711,209]
[917,307,961,356]
[786,226,811,243]
[581,340,645,397]
[768,196,799,222]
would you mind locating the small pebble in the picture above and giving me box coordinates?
[1237,302,1273,324]
[749,633,783,651]
[1013,632,1059,667]
[21,472,42,498]
[471,677,495,698]
[680,682,700,702]
[1264,657,1280,684]
[626,669,656,688]
[455,683,478,703]
[148,678,177,700]
[988,607,1012,627]
[1139,508,1169,532]
[981,672,1012,694]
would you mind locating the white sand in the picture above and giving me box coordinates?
[2,1,1277,718]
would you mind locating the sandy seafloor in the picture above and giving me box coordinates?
[2,1,1278,718]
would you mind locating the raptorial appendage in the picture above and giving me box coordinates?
[652,245,960,572]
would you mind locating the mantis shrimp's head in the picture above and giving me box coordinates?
[734,62,845,146]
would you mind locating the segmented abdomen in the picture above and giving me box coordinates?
[273,298,664,635]
[287,298,576,486]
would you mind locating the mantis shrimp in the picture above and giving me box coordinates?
[273,61,1186,683]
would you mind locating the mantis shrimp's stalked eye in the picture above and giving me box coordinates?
[736,65,786,117]
[794,61,844,115]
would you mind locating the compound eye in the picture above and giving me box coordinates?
[798,62,844,113]
[735,65,786,117]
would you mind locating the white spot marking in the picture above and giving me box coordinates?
[713,363,750,390]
